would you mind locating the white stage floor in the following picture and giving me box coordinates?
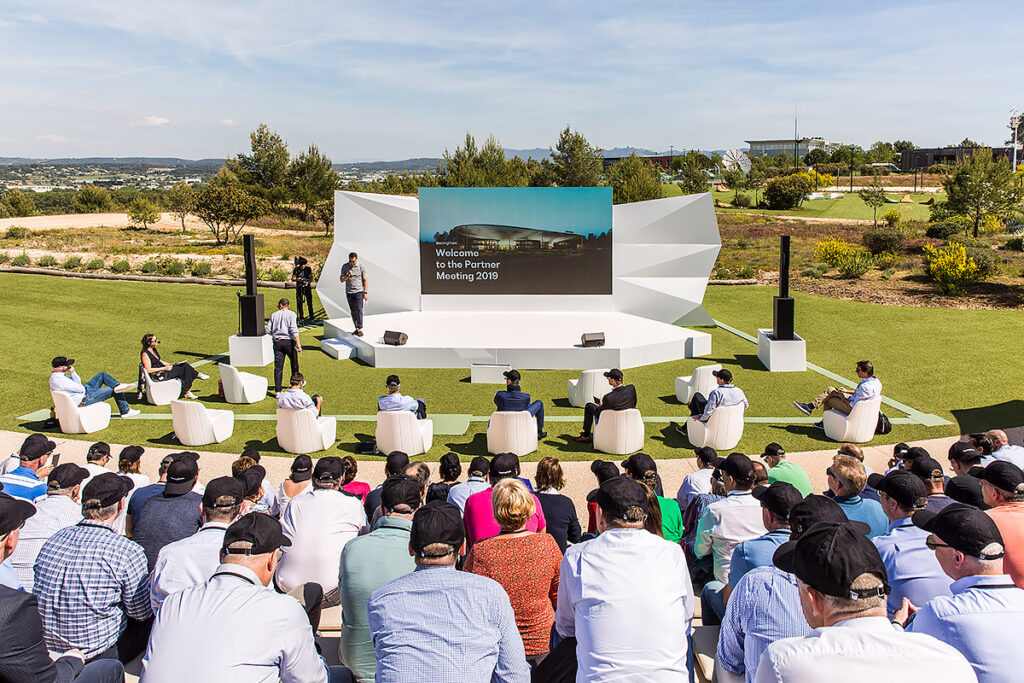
[322,311,711,369]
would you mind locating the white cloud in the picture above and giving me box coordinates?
[132,115,171,127]
[36,133,68,143]
[218,118,239,127]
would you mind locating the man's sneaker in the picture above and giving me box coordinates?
[183,391,198,400]
[813,420,824,429]
[573,434,592,443]
[197,372,210,381]
[537,431,547,439]
[792,401,813,416]
[120,408,141,418]
[114,382,137,394]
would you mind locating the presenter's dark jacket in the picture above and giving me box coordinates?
[493,385,533,411]
[599,384,637,411]
[0,586,83,682]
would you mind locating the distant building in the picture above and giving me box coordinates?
[745,138,837,159]
[899,146,1017,171]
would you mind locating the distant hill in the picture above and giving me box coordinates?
[0,156,224,168]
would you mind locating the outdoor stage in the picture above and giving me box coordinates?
[321,311,711,370]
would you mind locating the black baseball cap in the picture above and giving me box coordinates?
[386,374,400,387]
[867,470,928,509]
[171,451,201,463]
[314,456,344,482]
[0,493,35,535]
[164,457,199,496]
[503,369,521,383]
[603,368,623,381]
[222,512,291,555]
[20,434,56,460]
[591,476,648,521]
[694,446,718,464]
[910,457,945,480]
[467,456,490,477]
[712,368,733,383]
[490,453,520,480]
[410,501,465,557]
[903,446,931,462]
[51,356,74,368]
[241,448,261,463]
[948,442,982,464]
[622,453,657,478]
[788,495,855,540]
[385,451,410,476]
[118,445,144,463]
[290,455,313,481]
[973,460,1024,493]
[382,475,423,511]
[762,443,785,458]
[203,476,245,508]
[945,475,989,509]
[913,503,1005,559]
[82,472,135,509]
[87,442,111,459]
[720,452,754,483]
[47,463,89,490]
[773,521,890,600]
[752,482,803,520]
[892,443,912,459]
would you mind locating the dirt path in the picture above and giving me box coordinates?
[730,212,875,225]
[0,212,321,237]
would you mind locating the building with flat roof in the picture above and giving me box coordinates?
[745,138,837,159]
[899,146,1017,171]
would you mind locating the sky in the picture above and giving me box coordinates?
[1,1,1020,161]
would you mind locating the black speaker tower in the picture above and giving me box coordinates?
[238,234,265,337]
[773,235,795,341]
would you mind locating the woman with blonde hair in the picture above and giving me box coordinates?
[534,457,581,553]
[464,478,562,667]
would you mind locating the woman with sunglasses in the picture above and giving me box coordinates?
[140,333,208,400]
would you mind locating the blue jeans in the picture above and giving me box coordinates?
[701,580,727,626]
[77,659,126,683]
[528,399,545,432]
[80,372,130,415]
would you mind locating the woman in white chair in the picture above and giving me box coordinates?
[140,333,208,400]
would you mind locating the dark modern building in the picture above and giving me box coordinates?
[899,146,1018,171]
[451,224,585,251]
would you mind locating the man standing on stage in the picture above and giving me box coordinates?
[265,298,301,395]
[291,257,314,323]
[340,252,368,337]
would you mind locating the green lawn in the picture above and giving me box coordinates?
[2,273,1018,462]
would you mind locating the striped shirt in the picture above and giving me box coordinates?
[34,520,152,658]
[265,308,299,340]
[9,494,81,592]
[0,465,47,503]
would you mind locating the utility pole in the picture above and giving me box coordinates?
[1011,108,1021,173]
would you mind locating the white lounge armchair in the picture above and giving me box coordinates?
[277,408,337,454]
[675,364,722,404]
[593,408,645,455]
[142,366,181,406]
[487,411,539,456]
[567,369,613,408]
[687,403,745,451]
[51,390,111,434]
[823,396,882,443]
[170,400,234,446]
[375,411,433,457]
[218,362,268,404]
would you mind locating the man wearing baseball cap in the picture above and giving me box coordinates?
[48,355,139,418]
[975,460,1024,588]
[758,521,976,682]
[761,443,813,497]
[377,374,427,419]
[493,369,546,439]
[368,501,529,682]
[868,470,951,617]
[948,441,984,477]
[131,455,204,570]
[574,368,637,443]
[445,454,489,513]
[340,475,422,681]
[895,504,1024,682]
[464,453,545,549]
[910,456,955,513]
[729,482,803,588]
[0,493,36,590]
[149,476,245,613]
[676,446,719,511]
[363,451,411,518]
[0,433,56,503]
[142,513,342,682]
[718,495,847,682]
[680,367,749,435]
[9,463,86,591]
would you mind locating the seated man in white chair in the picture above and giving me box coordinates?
[378,374,426,420]
[276,372,323,415]
[678,368,748,436]
[49,355,139,419]
[792,359,881,429]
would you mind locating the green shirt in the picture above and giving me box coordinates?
[338,516,415,682]
[767,461,813,497]
[658,496,684,543]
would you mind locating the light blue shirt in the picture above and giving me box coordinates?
[718,565,811,683]
[834,495,888,538]
[873,518,951,617]
[446,475,489,513]
[729,529,791,588]
[992,444,1024,470]
[277,388,315,411]
[700,384,749,422]
[265,308,299,340]
[49,369,85,405]
[907,574,1024,683]
[849,376,882,406]
[377,392,418,413]
[0,559,23,590]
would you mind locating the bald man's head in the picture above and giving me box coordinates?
[988,430,1010,448]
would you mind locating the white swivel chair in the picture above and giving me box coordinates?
[823,396,882,443]
[375,411,433,457]
[675,364,722,404]
[276,408,337,454]
[686,403,745,451]
[593,408,645,455]
[51,391,111,434]
[218,362,268,404]
[170,400,234,446]
[487,411,539,457]
[567,369,613,408]
[142,366,181,406]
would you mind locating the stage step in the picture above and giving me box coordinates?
[321,337,358,360]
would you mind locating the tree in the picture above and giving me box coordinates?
[764,174,812,210]
[166,181,195,232]
[287,144,339,221]
[193,171,271,244]
[127,198,160,230]
[225,124,290,207]
[803,148,830,166]
[676,165,711,196]
[857,177,887,228]
[549,126,603,187]
[606,154,662,204]
[438,133,528,187]
[1005,115,1024,147]
[943,148,1022,237]
[73,184,113,213]
[830,144,865,168]
[956,138,982,148]
[867,141,896,164]
[746,167,766,206]
[0,189,35,217]
[893,140,917,152]
[314,199,334,236]
[722,169,746,203]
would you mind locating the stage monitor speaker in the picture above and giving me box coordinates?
[383,330,408,346]
[581,332,605,348]
[238,294,265,337]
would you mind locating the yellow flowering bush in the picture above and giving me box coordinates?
[923,242,983,295]
[813,237,852,266]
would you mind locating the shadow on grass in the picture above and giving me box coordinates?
[458,376,472,384]
[951,401,1024,439]
[146,431,181,447]
[18,419,56,433]
[771,424,834,443]
[174,350,226,360]
[551,398,574,409]
[650,423,691,450]
[658,394,683,405]
[549,434,602,455]
[445,433,488,456]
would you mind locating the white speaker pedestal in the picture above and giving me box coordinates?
[757,329,806,372]
[228,334,273,367]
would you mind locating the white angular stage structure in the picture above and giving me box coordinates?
[318,190,720,370]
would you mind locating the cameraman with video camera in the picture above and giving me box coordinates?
[291,257,314,323]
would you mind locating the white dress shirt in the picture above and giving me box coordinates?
[149,522,230,612]
[275,487,368,593]
[9,493,82,591]
[676,467,714,511]
[556,527,694,681]
[141,563,328,683]
[754,616,977,683]
[277,480,311,513]
[277,388,316,411]
[695,490,767,584]
[49,369,86,405]
[259,477,279,516]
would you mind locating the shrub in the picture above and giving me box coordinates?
[978,215,1002,234]
[735,265,756,279]
[836,252,875,279]
[10,253,31,267]
[190,260,212,277]
[63,255,83,270]
[111,259,130,273]
[965,247,999,279]
[862,230,905,255]
[4,227,29,239]
[925,220,967,240]
[882,209,902,228]
[731,193,752,208]
[880,268,896,281]
[0,253,8,264]
[713,267,731,279]
[735,237,751,249]
[37,254,57,267]
[267,267,289,282]
[923,243,985,294]
[1006,237,1024,252]
[801,263,828,278]
[764,174,813,210]
[85,258,104,271]
[162,260,186,277]
[140,260,158,274]
[813,237,852,266]
[876,251,901,270]
[946,234,987,249]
